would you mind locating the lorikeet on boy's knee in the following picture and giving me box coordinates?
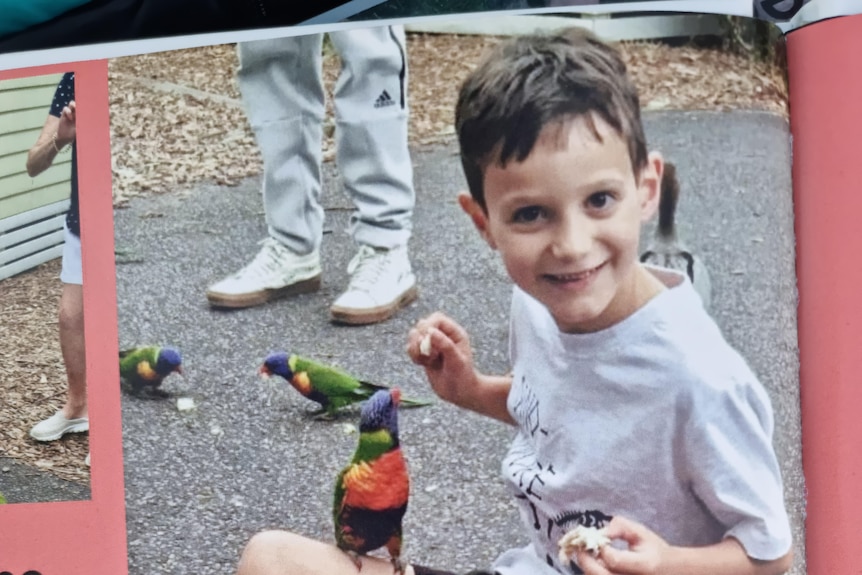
[259,352,431,418]
[119,345,183,397]
[333,388,410,575]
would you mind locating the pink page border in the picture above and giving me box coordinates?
[0,60,128,575]
[788,12,862,574]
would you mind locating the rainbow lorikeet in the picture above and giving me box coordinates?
[259,352,432,419]
[119,345,183,397]
[334,388,409,574]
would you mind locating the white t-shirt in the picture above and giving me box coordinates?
[491,266,792,575]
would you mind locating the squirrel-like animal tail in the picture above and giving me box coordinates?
[657,162,680,239]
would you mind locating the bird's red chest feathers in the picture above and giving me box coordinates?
[342,449,409,510]
[137,361,159,381]
[291,372,313,396]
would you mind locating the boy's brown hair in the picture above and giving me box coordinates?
[455,27,649,211]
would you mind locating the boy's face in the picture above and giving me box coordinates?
[460,114,663,333]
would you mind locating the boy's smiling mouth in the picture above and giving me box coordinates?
[543,261,607,284]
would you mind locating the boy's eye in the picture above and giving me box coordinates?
[511,206,547,223]
[587,192,614,209]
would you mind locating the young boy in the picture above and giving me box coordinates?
[407,27,793,575]
[234,28,793,575]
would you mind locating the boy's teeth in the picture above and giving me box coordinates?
[557,268,594,280]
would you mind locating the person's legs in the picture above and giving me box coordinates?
[239,34,328,255]
[58,282,87,420]
[329,25,415,250]
[327,25,418,325]
[206,35,326,309]
[30,224,88,442]
[235,530,417,575]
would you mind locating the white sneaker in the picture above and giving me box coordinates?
[30,411,89,442]
[206,238,322,309]
[330,245,418,325]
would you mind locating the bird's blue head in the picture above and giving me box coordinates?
[155,347,183,375]
[359,388,400,439]
[260,351,293,380]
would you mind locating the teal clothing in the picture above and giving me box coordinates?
[0,0,92,36]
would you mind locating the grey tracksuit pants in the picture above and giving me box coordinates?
[236,25,415,256]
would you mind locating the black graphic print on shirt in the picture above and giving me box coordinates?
[506,374,614,574]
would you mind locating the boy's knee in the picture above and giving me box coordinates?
[244,529,292,553]
[238,530,302,573]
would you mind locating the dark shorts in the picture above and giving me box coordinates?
[413,567,496,575]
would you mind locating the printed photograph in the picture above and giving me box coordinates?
[105,10,804,574]
[0,70,91,504]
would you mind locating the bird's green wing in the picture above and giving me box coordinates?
[119,347,143,378]
[118,346,140,362]
[118,346,158,380]
[357,379,391,394]
[293,356,368,399]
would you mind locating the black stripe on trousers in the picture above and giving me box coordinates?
[387,25,408,110]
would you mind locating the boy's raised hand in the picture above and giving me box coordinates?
[407,312,478,408]
[574,516,669,575]
[407,313,515,424]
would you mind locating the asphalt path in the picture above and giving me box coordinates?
[112,109,805,574]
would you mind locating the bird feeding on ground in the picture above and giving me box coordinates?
[119,345,183,397]
[259,352,432,418]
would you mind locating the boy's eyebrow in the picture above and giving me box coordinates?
[491,176,628,206]
[585,176,628,190]
[511,178,625,193]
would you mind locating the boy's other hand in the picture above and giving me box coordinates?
[575,516,669,575]
[407,312,478,407]
[576,515,790,575]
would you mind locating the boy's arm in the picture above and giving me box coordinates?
[458,372,514,424]
[660,539,792,575]
[575,516,792,575]
[407,312,515,425]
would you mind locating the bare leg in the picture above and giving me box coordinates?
[58,283,87,420]
[235,531,415,575]
[344,550,363,571]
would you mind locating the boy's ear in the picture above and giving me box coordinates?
[639,151,664,221]
[457,191,497,249]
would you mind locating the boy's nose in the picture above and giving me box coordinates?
[550,216,592,259]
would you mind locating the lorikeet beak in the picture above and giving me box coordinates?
[391,387,401,406]
[259,365,271,379]
[175,366,184,375]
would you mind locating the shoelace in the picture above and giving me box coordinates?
[232,238,286,281]
[346,245,389,291]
